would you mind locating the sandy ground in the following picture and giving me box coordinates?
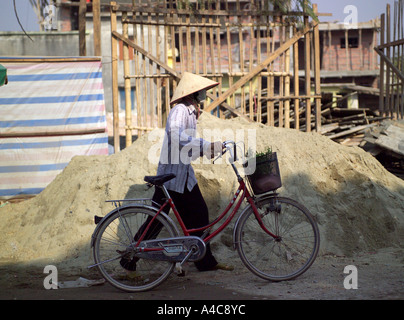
[0,247,403,301]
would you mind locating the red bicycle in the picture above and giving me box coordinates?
[90,141,320,292]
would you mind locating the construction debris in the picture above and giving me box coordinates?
[361,120,404,178]
[321,107,384,143]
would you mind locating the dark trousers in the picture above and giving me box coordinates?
[151,184,218,271]
[120,184,218,271]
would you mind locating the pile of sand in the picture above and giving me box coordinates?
[1,112,403,271]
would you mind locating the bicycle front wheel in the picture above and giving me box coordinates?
[235,196,320,281]
[93,206,178,292]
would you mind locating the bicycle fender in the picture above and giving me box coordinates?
[90,204,179,247]
[232,194,276,250]
[232,204,252,250]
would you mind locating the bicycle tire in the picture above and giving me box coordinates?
[234,196,320,281]
[93,206,178,292]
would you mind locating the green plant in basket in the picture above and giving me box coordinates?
[255,147,273,160]
[245,147,273,176]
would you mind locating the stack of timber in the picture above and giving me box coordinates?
[320,107,386,146]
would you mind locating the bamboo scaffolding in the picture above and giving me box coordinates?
[108,0,322,149]
[376,0,404,120]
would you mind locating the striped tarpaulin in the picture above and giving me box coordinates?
[0,58,108,200]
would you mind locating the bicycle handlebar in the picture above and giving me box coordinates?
[213,140,240,164]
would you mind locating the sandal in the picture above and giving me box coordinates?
[212,263,234,271]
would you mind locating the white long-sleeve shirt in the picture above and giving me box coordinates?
[156,101,211,193]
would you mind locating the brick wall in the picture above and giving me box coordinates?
[321,29,378,72]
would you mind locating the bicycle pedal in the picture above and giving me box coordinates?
[175,262,185,276]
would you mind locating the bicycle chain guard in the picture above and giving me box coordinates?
[133,236,207,263]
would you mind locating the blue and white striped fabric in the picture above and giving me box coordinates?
[0,58,108,200]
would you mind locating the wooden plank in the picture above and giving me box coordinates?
[328,124,375,139]
[108,3,331,18]
[384,122,404,137]
[0,57,101,63]
[205,22,316,113]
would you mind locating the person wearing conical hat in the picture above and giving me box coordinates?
[157,72,233,272]
[120,73,233,274]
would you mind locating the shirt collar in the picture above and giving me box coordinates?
[182,97,199,117]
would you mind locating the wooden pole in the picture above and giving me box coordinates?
[313,4,322,132]
[380,13,385,116]
[123,12,132,147]
[386,4,391,117]
[79,0,87,56]
[284,23,291,128]
[93,0,101,56]
[345,29,349,70]
[110,2,120,152]
[304,10,311,132]
[293,25,300,130]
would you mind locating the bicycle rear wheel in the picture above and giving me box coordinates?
[93,206,177,292]
[235,196,319,281]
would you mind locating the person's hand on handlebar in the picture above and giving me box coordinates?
[209,141,224,159]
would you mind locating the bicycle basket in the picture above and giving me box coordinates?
[243,152,282,195]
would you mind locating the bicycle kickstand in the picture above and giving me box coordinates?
[175,246,196,276]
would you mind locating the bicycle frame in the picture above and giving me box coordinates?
[134,163,280,250]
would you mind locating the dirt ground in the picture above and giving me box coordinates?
[0,247,403,301]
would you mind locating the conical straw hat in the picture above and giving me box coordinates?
[170,72,219,105]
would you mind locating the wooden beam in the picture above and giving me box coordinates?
[374,47,404,83]
[112,30,178,78]
[378,37,404,49]
[205,22,317,113]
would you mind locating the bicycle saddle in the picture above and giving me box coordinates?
[144,173,176,186]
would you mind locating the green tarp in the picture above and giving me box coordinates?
[0,64,7,86]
